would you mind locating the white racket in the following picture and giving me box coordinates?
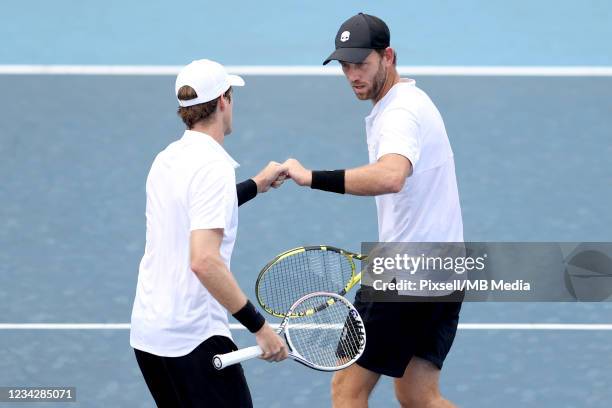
[213,292,366,371]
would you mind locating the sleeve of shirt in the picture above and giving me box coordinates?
[375,107,421,168]
[188,161,237,231]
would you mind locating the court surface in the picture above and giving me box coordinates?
[1,2,612,407]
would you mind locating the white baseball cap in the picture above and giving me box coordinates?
[175,59,245,107]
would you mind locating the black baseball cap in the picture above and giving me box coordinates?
[323,13,390,65]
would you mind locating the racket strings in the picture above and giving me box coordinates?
[335,311,365,364]
[286,295,365,369]
[259,249,354,315]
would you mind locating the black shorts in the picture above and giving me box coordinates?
[353,286,463,378]
[134,335,252,408]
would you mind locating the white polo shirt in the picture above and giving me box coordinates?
[130,130,239,357]
[366,79,463,243]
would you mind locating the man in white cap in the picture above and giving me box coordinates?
[130,59,288,407]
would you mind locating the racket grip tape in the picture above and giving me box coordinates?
[213,345,262,370]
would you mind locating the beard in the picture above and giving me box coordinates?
[355,61,387,101]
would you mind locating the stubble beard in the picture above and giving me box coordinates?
[359,61,387,101]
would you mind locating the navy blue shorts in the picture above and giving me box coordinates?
[353,286,463,378]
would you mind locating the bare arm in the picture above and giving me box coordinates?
[190,228,247,313]
[284,154,412,196]
[190,228,288,361]
[345,154,412,195]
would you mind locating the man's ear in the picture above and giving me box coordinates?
[384,47,395,65]
[218,94,227,112]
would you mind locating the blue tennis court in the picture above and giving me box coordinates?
[1,2,612,407]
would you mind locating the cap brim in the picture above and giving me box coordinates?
[228,74,245,87]
[322,47,373,65]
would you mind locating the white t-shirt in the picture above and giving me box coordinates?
[130,130,239,357]
[366,79,463,243]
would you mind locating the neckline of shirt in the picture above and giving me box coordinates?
[368,78,416,120]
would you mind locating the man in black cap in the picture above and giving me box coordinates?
[283,13,463,408]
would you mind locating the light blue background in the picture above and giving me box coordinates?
[1,0,611,65]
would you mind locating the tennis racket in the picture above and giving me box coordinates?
[213,292,366,371]
[256,245,366,318]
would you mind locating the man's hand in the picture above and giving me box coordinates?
[270,173,287,189]
[283,158,312,187]
[255,323,288,362]
[252,161,289,193]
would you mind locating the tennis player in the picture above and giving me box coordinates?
[130,59,288,408]
[284,13,464,408]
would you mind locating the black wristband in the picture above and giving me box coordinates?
[236,179,258,207]
[311,170,346,194]
[232,300,265,333]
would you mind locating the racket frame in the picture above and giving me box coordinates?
[255,245,367,318]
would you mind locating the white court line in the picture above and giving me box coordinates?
[458,323,612,331]
[1,65,612,76]
[1,323,612,331]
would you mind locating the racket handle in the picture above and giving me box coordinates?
[213,345,262,370]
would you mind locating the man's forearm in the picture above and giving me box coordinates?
[191,254,248,314]
[309,162,405,196]
[344,162,405,196]
[285,156,410,196]
[308,154,411,196]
